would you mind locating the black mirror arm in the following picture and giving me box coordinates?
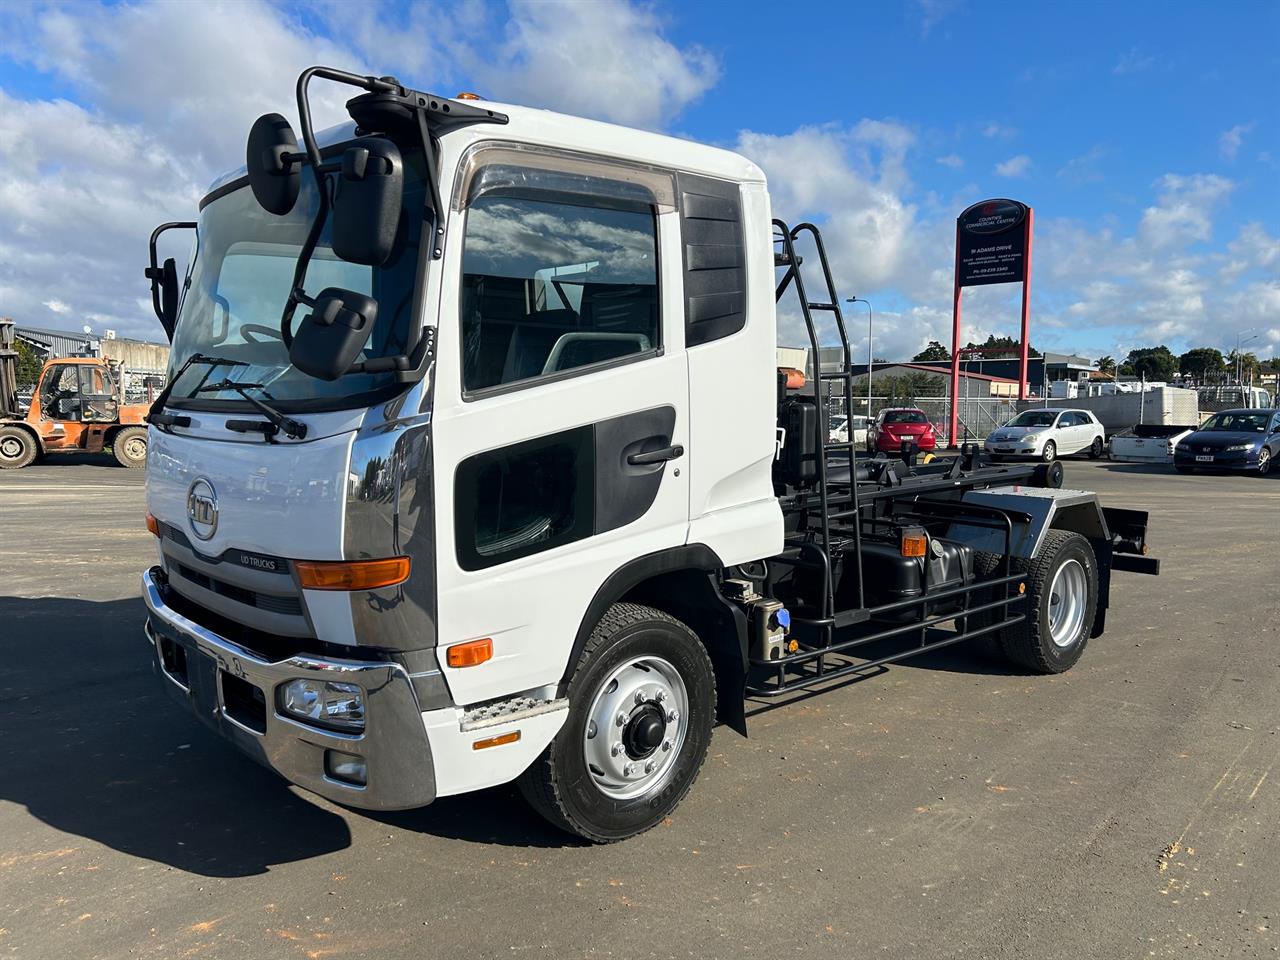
[414,109,447,260]
[279,67,403,347]
[146,221,195,335]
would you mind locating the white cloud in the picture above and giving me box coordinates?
[42,299,70,314]
[995,154,1032,178]
[1113,47,1155,75]
[1137,173,1234,250]
[982,122,1017,140]
[1218,122,1255,161]
[935,153,963,169]
[1057,145,1107,183]
[460,0,718,129]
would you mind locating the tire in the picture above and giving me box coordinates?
[1175,464,1194,475]
[111,426,148,468]
[1257,447,1273,477]
[0,426,38,469]
[518,603,716,842]
[998,530,1099,674]
[1040,440,1057,463]
[1089,436,1105,459]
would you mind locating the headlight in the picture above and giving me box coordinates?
[1224,443,1256,452]
[279,679,365,731]
[1023,434,1041,443]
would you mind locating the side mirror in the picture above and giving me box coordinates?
[146,221,195,342]
[289,288,378,381]
[331,137,403,265]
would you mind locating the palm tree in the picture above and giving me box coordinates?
[1096,355,1116,376]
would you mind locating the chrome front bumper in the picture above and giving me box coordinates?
[142,567,436,810]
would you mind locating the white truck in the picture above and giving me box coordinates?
[141,67,1159,842]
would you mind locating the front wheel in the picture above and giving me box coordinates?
[998,530,1099,674]
[1089,436,1105,459]
[1040,440,1057,463]
[111,426,148,468]
[0,426,38,469]
[1257,447,1273,477]
[518,603,716,842]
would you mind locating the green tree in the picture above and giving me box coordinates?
[1178,347,1226,380]
[911,340,950,362]
[1226,350,1261,383]
[15,339,44,388]
[963,333,1041,359]
[1095,355,1116,375]
[1119,346,1177,381]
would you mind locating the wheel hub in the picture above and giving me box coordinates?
[0,437,21,459]
[583,655,689,800]
[622,703,666,760]
[1048,559,1088,648]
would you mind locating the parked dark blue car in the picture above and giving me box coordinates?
[1174,408,1280,477]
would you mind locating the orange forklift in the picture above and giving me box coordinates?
[0,318,150,469]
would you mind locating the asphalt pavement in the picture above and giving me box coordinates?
[1,454,1277,959]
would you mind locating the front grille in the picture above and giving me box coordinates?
[175,564,303,616]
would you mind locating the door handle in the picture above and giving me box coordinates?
[627,443,684,466]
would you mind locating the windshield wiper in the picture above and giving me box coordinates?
[196,379,308,441]
[148,353,248,428]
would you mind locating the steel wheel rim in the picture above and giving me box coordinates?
[0,436,23,460]
[124,436,146,461]
[583,655,689,801]
[1048,559,1087,648]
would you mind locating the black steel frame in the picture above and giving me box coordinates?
[760,220,1033,696]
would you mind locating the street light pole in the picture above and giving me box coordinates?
[1235,331,1259,385]
[845,297,873,422]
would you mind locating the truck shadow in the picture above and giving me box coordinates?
[0,596,576,872]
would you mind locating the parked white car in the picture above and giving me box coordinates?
[984,408,1106,462]
[829,414,869,446]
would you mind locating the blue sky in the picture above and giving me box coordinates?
[0,0,1276,363]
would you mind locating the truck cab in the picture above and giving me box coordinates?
[141,69,1156,842]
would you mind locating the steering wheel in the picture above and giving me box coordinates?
[240,323,284,344]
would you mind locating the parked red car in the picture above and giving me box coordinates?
[868,407,938,454]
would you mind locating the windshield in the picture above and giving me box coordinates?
[168,150,426,411]
[1007,411,1059,427]
[883,410,927,424]
[1200,411,1271,433]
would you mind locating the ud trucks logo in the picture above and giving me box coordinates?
[186,478,218,541]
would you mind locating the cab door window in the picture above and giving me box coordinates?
[78,365,119,423]
[459,191,660,395]
[40,365,81,420]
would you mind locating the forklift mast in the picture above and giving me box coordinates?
[0,317,20,418]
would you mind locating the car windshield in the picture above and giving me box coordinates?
[168,149,426,411]
[883,410,927,424]
[1200,411,1270,433]
[1007,411,1059,427]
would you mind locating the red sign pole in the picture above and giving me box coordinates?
[949,227,963,448]
[1018,206,1034,401]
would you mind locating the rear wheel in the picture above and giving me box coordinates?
[1040,440,1057,463]
[1089,436,1105,459]
[111,426,148,468]
[0,427,38,469]
[999,530,1098,674]
[518,603,716,842]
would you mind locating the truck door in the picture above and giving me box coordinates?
[432,149,689,705]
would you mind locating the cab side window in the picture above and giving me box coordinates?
[460,191,660,394]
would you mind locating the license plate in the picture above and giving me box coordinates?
[1195,454,1214,462]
